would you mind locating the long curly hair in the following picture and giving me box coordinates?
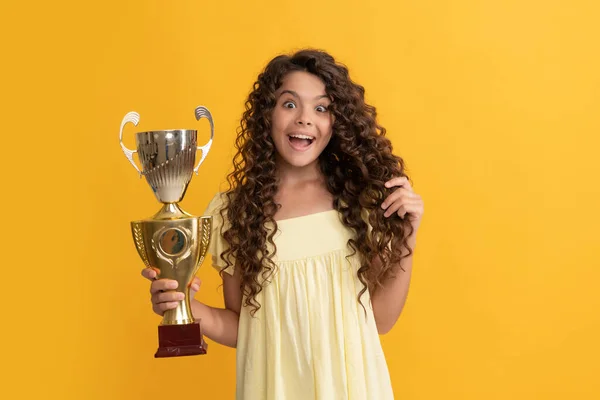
[218,49,414,315]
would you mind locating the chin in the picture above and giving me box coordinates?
[278,152,321,169]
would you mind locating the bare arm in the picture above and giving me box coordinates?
[190,269,242,348]
[370,237,415,334]
[372,175,424,334]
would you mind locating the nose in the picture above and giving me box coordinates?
[296,109,313,126]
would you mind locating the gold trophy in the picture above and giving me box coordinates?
[119,106,214,358]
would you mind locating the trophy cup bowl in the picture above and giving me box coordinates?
[119,106,214,358]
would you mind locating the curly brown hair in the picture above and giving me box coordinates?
[218,49,414,315]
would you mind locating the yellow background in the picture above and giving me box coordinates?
[1,0,599,399]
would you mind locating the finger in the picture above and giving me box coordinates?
[381,189,418,210]
[150,279,178,295]
[384,202,406,218]
[398,202,425,220]
[141,268,157,280]
[154,302,179,314]
[152,291,185,305]
[384,198,421,218]
[189,277,202,292]
[384,176,412,190]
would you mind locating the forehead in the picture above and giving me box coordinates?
[277,71,327,97]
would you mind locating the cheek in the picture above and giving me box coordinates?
[321,133,333,148]
[321,113,334,130]
[271,110,291,135]
[319,119,334,140]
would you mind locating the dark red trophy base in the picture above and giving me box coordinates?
[155,322,208,358]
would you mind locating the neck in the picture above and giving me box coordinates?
[275,158,324,187]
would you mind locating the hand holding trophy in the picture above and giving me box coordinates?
[119,106,214,358]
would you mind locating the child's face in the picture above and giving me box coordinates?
[270,71,334,169]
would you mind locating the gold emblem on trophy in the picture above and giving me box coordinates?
[119,106,214,357]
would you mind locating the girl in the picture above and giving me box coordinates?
[142,49,424,399]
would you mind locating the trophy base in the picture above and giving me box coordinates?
[155,322,208,358]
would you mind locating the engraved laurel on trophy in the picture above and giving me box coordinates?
[120,106,215,358]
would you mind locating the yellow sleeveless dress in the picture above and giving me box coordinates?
[203,193,394,400]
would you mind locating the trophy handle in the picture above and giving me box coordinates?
[119,111,142,176]
[193,106,214,175]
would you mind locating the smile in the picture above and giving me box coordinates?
[287,133,315,151]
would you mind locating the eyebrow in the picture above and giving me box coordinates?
[279,90,330,101]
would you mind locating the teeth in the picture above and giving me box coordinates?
[289,134,314,140]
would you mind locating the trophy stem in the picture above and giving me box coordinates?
[152,203,192,220]
[162,298,195,325]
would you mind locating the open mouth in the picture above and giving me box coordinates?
[288,134,315,151]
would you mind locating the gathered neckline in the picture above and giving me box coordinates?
[274,209,338,223]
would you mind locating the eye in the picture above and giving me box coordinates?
[283,101,296,109]
[315,105,328,113]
